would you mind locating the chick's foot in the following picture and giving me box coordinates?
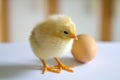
[42,65,60,74]
[40,59,60,74]
[54,58,74,72]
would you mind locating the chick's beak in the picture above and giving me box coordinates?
[70,33,78,40]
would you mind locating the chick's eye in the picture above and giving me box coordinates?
[64,31,68,34]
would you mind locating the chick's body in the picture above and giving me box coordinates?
[29,15,77,74]
[30,15,75,59]
[30,30,73,59]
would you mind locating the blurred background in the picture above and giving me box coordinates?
[0,0,120,42]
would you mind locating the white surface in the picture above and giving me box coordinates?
[0,42,120,80]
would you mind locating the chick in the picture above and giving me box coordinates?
[29,15,77,74]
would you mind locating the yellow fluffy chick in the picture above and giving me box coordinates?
[29,15,77,74]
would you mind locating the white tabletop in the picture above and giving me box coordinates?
[0,42,120,80]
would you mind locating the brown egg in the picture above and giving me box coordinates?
[72,34,97,63]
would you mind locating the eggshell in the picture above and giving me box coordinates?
[72,34,97,63]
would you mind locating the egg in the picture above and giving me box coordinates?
[71,34,97,63]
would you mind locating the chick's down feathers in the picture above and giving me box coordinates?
[30,15,76,59]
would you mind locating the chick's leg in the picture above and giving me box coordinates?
[54,57,74,72]
[40,59,60,74]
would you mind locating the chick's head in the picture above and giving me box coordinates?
[37,15,77,40]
